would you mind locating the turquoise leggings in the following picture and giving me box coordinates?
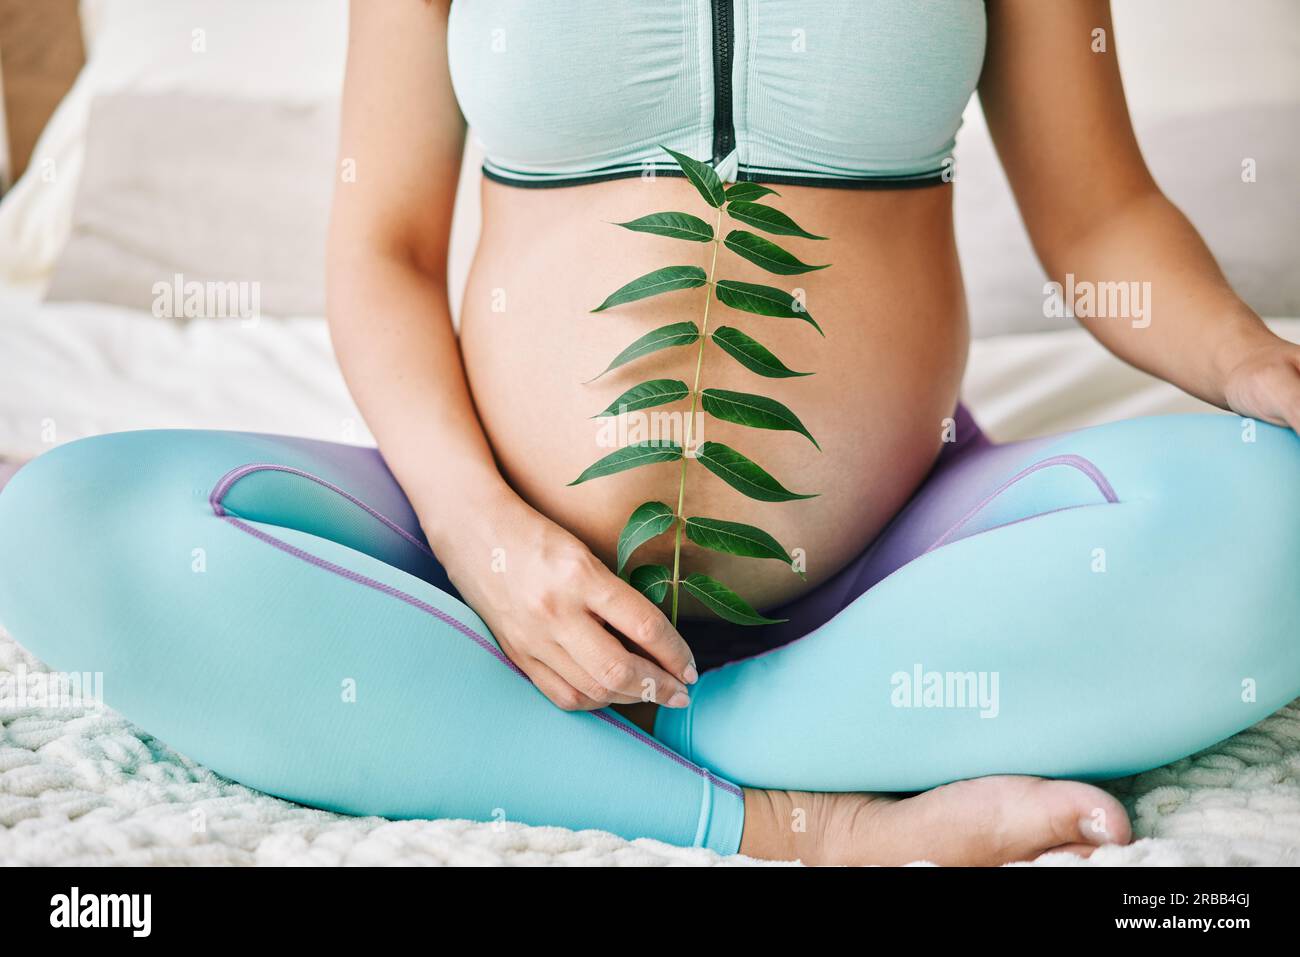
[0,414,1298,855]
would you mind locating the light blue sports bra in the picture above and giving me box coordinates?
[447,1,987,189]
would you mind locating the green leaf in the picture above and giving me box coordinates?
[587,322,700,381]
[725,182,779,203]
[724,230,829,276]
[614,211,713,243]
[695,441,816,502]
[568,441,683,486]
[661,146,726,208]
[629,564,673,604]
[684,516,797,569]
[594,379,690,417]
[714,280,823,335]
[592,266,708,312]
[712,327,811,378]
[726,201,826,240]
[681,573,786,626]
[701,388,820,449]
[617,502,676,574]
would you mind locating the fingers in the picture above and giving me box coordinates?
[587,567,698,686]
[1230,344,1300,436]
[541,643,642,707]
[1251,360,1300,435]
[483,537,697,712]
[518,656,608,712]
[496,599,687,710]
[564,613,692,707]
[495,631,611,711]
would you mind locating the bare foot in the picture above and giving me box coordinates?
[740,776,1132,866]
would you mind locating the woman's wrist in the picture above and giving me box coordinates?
[414,472,533,557]
[1210,311,1278,400]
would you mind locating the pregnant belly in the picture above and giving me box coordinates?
[459,177,968,614]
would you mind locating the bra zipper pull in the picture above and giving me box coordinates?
[714,148,740,184]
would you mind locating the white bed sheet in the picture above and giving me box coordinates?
[968,318,1300,437]
[0,283,373,467]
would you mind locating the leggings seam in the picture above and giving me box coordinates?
[924,453,1119,554]
[209,463,436,559]
[692,769,714,848]
[209,463,742,801]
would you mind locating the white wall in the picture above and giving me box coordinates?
[954,0,1300,335]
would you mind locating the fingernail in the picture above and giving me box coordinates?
[683,662,699,685]
[666,691,690,708]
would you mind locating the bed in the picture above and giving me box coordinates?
[1,0,1298,866]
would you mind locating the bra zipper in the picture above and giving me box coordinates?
[710,0,736,168]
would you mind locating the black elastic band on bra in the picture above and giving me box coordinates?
[480,164,948,191]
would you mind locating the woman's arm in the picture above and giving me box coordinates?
[326,0,696,710]
[980,0,1300,434]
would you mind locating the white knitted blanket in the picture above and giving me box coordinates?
[2,626,1297,866]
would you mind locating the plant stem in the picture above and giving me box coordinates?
[669,205,724,627]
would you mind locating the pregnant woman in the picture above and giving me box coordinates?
[2,0,1299,865]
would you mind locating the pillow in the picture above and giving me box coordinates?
[955,0,1300,336]
[46,93,339,319]
[0,0,347,285]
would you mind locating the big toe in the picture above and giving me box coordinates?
[1022,779,1132,857]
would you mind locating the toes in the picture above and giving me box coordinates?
[1036,780,1132,849]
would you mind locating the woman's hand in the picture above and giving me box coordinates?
[1223,335,1300,436]
[430,487,698,712]
[333,0,695,714]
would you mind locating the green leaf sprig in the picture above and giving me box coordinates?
[571,147,827,628]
